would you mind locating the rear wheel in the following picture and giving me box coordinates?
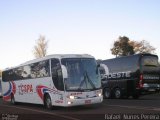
[44,94,52,110]
[103,88,111,99]
[114,88,122,99]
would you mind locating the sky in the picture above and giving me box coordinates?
[0,0,160,69]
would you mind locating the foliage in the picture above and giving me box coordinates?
[129,40,156,54]
[111,36,156,57]
[111,36,134,57]
[33,35,48,58]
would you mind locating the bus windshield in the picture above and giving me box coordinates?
[61,58,101,91]
[141,56,159,67]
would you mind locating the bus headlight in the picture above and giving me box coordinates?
[69,95,75,99]
[68,101,72,105]
[98,93,102,97]
[96,90,102,97]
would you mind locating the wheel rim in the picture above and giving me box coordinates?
[115,89,121,98]
[104,89,110,98]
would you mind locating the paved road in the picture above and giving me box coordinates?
[0,93,160,120]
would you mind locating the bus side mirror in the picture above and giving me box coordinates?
[96,64,100,74]
[61,65,68,79]
[97,64,100,68]
[99,64,109,80]
[99,64,109,75]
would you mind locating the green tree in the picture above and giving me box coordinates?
[111,36,134,57]
[33,35,48,58]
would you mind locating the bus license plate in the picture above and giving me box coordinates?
[85,100,91,104]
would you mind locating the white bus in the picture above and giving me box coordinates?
[2,54,103,109]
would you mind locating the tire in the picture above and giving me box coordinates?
[11,94,16,105]
[114,88,122,99]
[44,95,52,110]
[103,88,111,99]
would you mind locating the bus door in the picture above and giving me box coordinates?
[51,59,65,105]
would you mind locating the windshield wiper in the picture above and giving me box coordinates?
[86,71,96,89]
[78,72,86,90]
[78,71,96,90]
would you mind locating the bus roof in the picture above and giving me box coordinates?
[4,54,94,70]
[101,53,158,61]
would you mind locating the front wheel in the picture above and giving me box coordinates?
[44,95,52,110]
[103,88,111,99]
[114,88,122,99]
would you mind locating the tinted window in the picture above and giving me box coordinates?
[2,60,50,82]
[13,67,23,80]
[30,60,50,78]
[2,70,10,82]
[103,56,139,73]
[2,69,15,82]
[141,56,158,67]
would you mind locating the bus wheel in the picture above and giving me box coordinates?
[11,94,16,105]
[114,88,122,99]
[44,95,52,110]
[103,88,111,99]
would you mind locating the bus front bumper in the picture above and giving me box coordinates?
[65,96,103,107]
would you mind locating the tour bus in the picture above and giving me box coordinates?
[2,54,103,109]
[98,53,160,99]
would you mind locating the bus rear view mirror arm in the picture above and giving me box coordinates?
[61,65,68,79]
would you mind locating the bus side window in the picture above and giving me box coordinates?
[51,59,64,90]
[7,70,14,81]
[2,70,9,82]
[21,65,31,79]
[13,67,23,80]
[30,60,50,78]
